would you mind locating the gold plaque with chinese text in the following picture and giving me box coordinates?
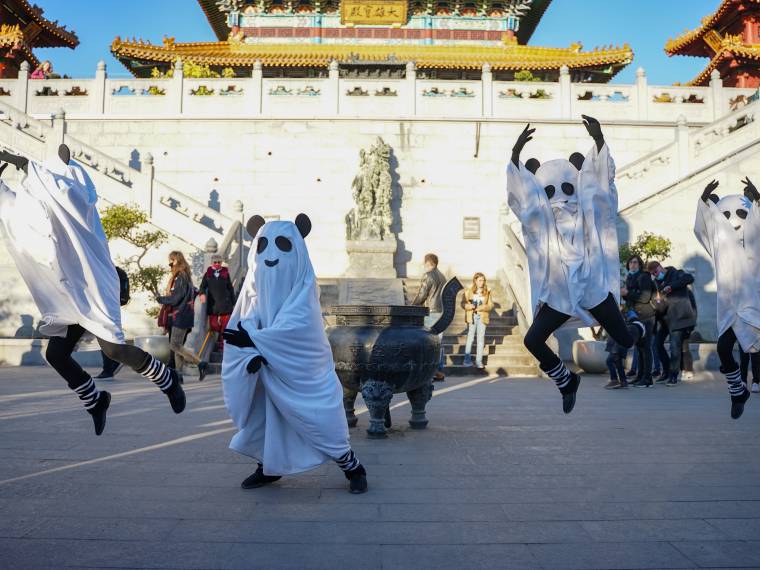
[341,0,408,26]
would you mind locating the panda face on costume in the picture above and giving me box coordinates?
[717,195,752,232]
[256,233,293,267]
[526,152,584,209]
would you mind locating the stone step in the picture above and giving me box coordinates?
[444,353,536,367]
[442,334,523,344]
[442,363,538,377]
[443,344,530,356]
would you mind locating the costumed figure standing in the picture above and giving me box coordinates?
[506,116,634,413]
[0,146,186,436]
[222,214,368,494]
[694,177,760,419]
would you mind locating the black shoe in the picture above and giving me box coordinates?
[625,369,637,378]
[241,465,281,489]
[612,381,628,389]
[731,388,750,420]
[655,373,669,384]
[198,361,209,382]
[559,373,580,414]
[632,378,653,388]
[604,380,620,390]
[344,464,368,494]
[87,391,111,436]
[164,370,186,414]
[666,376,679,387]
[94,370,112,380]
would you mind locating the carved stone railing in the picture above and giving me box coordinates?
[3,60,755,123]
[498,204,532,333]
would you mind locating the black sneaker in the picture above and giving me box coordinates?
[666,377,679,387]
[559,373,581,414]
[655,373,669,384]
[731,388,750,420]
[87,391,111,436]
[198,361,209,382]
[344,464,368,494]
[611,381,628,389]
[241,465,281,489]
[625,369,637,378]
[164,370,186,414]
[604,380,620,389]
[94,370,112,380]
[632,378,653,388]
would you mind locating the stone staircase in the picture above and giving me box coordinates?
[405,277,538,377]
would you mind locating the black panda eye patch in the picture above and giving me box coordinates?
[561,182,575,196]
[275,235,292,252]
[544,185,555,199]
[256,236,268,254]
[723,211,731,220]
[737,209,748,220]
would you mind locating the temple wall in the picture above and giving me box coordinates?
[62,117,683,281]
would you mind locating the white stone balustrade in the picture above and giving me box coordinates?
[0,61,755,123]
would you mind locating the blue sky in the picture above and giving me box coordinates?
[36,0,719,85]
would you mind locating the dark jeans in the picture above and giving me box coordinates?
[101,351,121,374]
[635,317,655,382]
[46,324,151,391]
[524,293,634,370]
[606,353,626,382]
[655,323,689,378]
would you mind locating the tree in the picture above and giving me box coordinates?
[100,204,168,314]
[619,231,672,265]
[514,70,541,82]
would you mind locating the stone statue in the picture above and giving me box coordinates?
[346,137,393,241]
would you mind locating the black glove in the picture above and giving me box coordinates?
[511,123,535,167]
[246,355,268,374]
[0,150,29,173]
[742,177,760,203]
[702,179,719,204]
[223,322,255,348]
[581,114,604,151]
[0,163,7,178]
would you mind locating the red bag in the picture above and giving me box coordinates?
[157,304,170,330]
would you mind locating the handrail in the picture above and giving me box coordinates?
[498,206,532,333]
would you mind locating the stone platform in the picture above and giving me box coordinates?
[0,367,759,569]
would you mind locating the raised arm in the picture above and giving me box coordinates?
[511,123,535,167]
[0,150,29,174]
[694,179,721,259]
[742,176,760,261]
[582,114,605,153]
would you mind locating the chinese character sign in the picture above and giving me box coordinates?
[341,0,408,25]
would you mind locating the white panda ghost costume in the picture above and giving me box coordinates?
[694,181,760,417]
[506,119,633,413]
[222,215,365,483]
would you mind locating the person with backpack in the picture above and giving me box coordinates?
[157,251,209,381]
[94,266,130,380]
[198,253,236,356]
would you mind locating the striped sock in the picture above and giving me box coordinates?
[544,360,573,390]
[138,356,173,392]
[74,377,100,410]
[724,367,745,396]
[335,449,360,473]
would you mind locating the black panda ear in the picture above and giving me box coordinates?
[708,194,720,205]
[569,152,584,171]
[295,213,311,238]
[246,215,266,238]
[525,158,540,174]
[58,143,71,165]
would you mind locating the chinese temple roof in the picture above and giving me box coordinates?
[682,36,760,86]
[1,0,79,48]
[665,0,759,56]
[197,0,552,44]
[111,35,632,76]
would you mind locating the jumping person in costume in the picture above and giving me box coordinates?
[694,177,760,419]
[222,214,368,494]
[0,145,186,435]
[506,116,634,413]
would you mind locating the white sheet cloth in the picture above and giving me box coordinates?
[694,195,760,353]
[222,220,350,476]
[506,143,620,326]
[0,157,124,343]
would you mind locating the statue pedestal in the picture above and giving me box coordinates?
[345,239,397,279]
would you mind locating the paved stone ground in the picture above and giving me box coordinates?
[0,367,759,570]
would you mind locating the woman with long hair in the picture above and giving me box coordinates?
[461,272,493,369]
[621,254,655,387]
[157,251,209,381]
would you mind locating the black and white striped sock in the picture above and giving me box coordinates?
[335,449,360,473]
[724,368,745,396]
[544,360,573,390]
[138,356,173,392]
[74,377,100,410]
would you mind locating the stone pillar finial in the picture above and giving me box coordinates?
[54,108,66,120]
[253,60,262,71]
[559,65,569,76]
[20,60,30,72]
[406,61,416,73]
[482,62,491,74]
[676,114,687,127]
[710,69,721,82]
[205,237,219,254]
[97,60,106,72]
[636,66,645,78]
[144,152,154,166]
[329,59,339,72]
[233,199,244,213]
[174,58,184,72]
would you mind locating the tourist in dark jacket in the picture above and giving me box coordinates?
[648,261,697,386]
[621,254,655,387]
[412,253,447,381]
[157,251,208,381]
[198,253,236,354]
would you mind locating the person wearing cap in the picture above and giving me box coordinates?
[199,254,237,354]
